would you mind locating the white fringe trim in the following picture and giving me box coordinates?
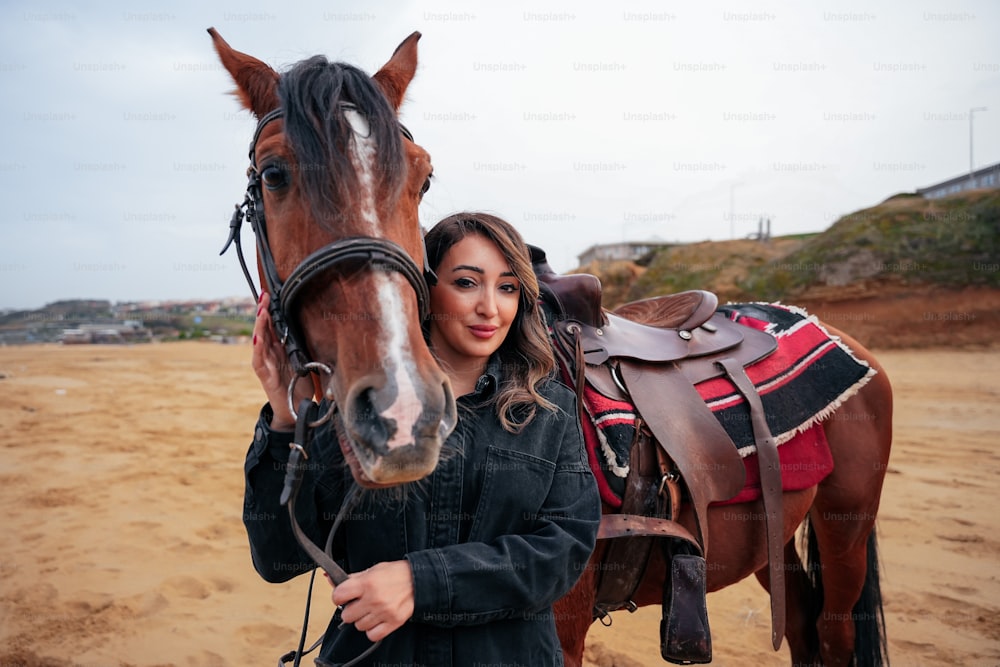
[731,301,879,458]
[598,427,630,479]
[583,401,631,478]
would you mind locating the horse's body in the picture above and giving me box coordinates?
[210,28,890,667]
[553,320,892,667]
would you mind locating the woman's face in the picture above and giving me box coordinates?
[428,233,521,371]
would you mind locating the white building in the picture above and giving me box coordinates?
[577,240,673,267]
[916,161,1000,199]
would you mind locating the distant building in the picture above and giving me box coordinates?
[917,161,1000,199]
[577,240,673,266]
[60,320,151,344]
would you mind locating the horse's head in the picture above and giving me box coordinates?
[209,28,456,487]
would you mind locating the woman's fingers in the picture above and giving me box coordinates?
[330,562,414,642]
[251,293,298,429]
[364,621,393,643]
[252,297,282,384]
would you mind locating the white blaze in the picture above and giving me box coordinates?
[346,107,420,450]
[377,273,421,450]
[344,108,379,234]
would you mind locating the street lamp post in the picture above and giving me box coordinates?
[970,106,988,187]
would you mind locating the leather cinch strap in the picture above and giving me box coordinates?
[716,357,786,650]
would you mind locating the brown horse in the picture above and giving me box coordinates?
[209,29,456,488]
[210,28,891,667]
[550,309,893,666]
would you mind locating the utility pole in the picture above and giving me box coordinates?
[970,106,987,187]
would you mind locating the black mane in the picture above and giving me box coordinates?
[277,55,405,228]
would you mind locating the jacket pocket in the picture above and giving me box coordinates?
[469,446,556,540]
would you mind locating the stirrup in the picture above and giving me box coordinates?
[661,554,712,664]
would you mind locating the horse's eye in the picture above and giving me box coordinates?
[261,164,288,190]
[420,172,433,197]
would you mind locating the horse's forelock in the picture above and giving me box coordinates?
[277,55,406,231]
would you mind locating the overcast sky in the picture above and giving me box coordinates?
[1,0,997,310]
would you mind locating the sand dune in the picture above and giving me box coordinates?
[1,342,997,666]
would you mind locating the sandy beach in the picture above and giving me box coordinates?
[1,341,998,666]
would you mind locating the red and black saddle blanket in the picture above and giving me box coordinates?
[577,303,877,508]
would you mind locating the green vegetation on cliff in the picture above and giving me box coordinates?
[738,189,1000,301]
[585,188,1000,307]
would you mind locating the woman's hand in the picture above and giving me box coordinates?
[251,292,310,431]
[331,560,415,642]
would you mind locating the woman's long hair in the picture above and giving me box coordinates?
[424,212,556,432]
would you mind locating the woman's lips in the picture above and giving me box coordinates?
[468,325,498,339]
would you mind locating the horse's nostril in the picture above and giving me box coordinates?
[350,388,394,453]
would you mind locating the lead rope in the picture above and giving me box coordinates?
[279,400,382,667]
[278,570,322,667]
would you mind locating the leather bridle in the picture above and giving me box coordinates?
[221,105,435,411]
[221,104,433,667]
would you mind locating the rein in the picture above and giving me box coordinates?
[221,104,426,667]
[276,400,381,667]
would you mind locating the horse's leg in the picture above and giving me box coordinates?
[555,544,602,667]
[807,507,879,666]
[808,328,893,666]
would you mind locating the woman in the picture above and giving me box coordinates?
[245,212,601,666]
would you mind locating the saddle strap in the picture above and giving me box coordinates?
[594,435,661,615]
[716,357,786,651]
[597,513,701,548]
[594,430,704,616]
[617,360,747,556]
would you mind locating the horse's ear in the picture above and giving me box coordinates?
[373,31,421,111]
[207,27,280,117]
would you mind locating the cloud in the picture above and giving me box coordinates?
[1,0,998,308]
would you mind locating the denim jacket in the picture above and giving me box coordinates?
[242,359,601,666]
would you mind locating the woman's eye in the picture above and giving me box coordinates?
[501,283,521,294]
[454,277,475,288]
[261,165,288,190]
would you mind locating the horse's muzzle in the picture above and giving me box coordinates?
[338,374,456,486]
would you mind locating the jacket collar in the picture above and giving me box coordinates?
[470,354,502,398]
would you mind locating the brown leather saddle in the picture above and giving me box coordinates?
[530,246,787,663]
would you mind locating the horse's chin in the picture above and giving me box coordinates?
[336,434,395,489]
[336,429,437,489]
